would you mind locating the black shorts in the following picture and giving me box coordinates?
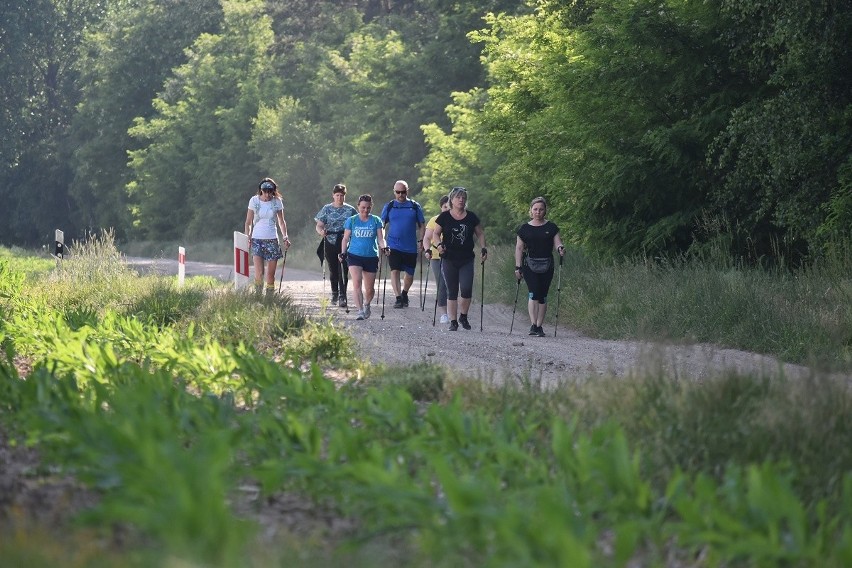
[388,249,417,275]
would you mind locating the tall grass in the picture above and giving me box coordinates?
[1,244,852,566]
[487,242,852,370]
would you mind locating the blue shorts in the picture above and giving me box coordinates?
[251,238,283,261]
[346,253,379,273]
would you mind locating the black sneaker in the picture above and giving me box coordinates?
[536,326,546,337]
[339,296,347,308]
[331,293,339,304]
[393,295,404,308]
[529,325,538,336]
[401,290,409,307]
[449,320,459,331]
[458,313,471,330]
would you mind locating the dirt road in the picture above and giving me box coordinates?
[128,256,820,386]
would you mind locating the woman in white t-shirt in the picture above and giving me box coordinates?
[244,177,290,295]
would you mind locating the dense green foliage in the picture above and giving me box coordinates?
[2,244,852,566]
[1,0,849,262]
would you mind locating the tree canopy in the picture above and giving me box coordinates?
[1,0,848,263]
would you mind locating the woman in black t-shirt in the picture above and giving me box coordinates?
[514,197,565,337]
[432,187,488,331]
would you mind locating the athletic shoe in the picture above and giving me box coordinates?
[448,320,459,331]
[331,293,339,304]
[536,326,546,337]
[529,325,538,336]
[439,314,450,324]
[339,296,347,308]
[393,295,404,308]
[401,290,409,307]
[355,309,366,321]
[364,304,371,319]
[459,313,471,330]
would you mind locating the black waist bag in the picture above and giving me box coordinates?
[525,256,552,273]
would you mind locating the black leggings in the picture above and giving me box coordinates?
[323,238,348,296]
[441,258,474,301]
[521,265,554,303]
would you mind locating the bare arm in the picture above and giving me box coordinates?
[422,226,434,253]
[276,210,290,249]
[377,227,387,252]
[339,229,351,258]
[244,209,254,236]
[514,236,525,279]
[554,232,565,257]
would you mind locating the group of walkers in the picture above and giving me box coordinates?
[245,177,565,336]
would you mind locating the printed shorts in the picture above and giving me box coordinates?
[251,238,283,261]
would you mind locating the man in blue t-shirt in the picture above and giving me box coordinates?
[380,179,425,308]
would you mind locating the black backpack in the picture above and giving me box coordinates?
[381,199,423,226]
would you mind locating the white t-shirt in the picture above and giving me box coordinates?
[248,195,283,239]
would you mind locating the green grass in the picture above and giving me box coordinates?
[1,236,852,566]
[486,243,852,370]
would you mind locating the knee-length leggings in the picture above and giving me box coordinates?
[521,265,554,303]
[441,258,474,301]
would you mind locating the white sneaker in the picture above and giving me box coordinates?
[355,309,366,321]
[439,314,449,324]
[364,304,371,319]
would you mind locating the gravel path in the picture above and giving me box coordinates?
[128,257,822,386]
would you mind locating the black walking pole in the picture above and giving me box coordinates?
[339,255,349,313]
[432,257,442,326]
[554,255,564,337]
[380,250,389,319]
[509,275,522,334]
[418,246,424,312]
[479,257,485,332]
[320,240,327,295]
[421,252,431,311]
[278,248,287,293]
[375,249,383,306]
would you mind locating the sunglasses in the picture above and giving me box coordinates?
[394,190,407,195]
[260,183,276,192]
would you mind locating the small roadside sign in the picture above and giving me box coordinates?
[234,231,250,290]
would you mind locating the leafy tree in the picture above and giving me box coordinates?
[0,0,106,245]
[250,97,325,236]
[709,0,852,259]
[469,1,745,256]
[419,89,512,235]
[70,0,221,241]
[128,0,275,240]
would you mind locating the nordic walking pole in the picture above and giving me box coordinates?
[339,255,349,313]
[320,241,327,295]
[380,249,389,319]
[374,249,383,306]
[278,248,287,293]
[554,254,564,337]
[432,256,442,326]
[421,251,430,311]
[479,257,485,332]
[509,275,522,334]
[419,245,424,311]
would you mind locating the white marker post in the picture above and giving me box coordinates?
[53,229,65,260]
[178,246,186,287]
[233,231,251,290]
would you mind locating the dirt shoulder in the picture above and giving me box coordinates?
[128,257,827,385]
